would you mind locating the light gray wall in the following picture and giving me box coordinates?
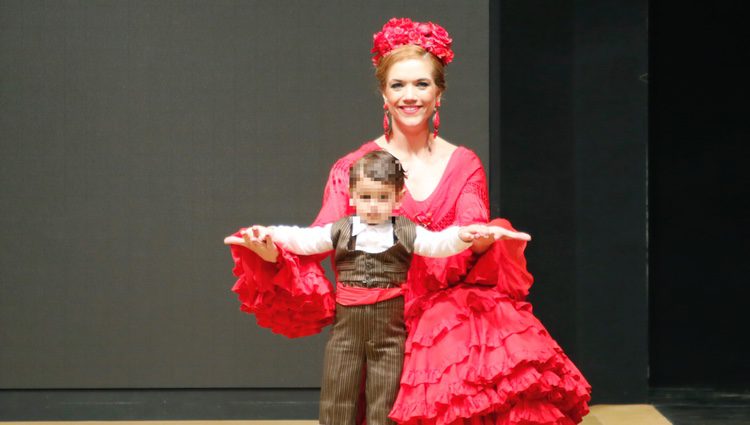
[0,0,489,388]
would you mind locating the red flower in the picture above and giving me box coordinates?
[407,29,421,43]
[371,17,455,67]
[430,23,451,44]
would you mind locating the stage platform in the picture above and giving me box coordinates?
[0,404,672,425]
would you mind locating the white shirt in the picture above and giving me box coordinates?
[269,216,471,258]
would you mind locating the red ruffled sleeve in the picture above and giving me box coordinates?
[229,241,334,337]
[454,152,533,301]
[227,142,378,338]
[464,218,534,301]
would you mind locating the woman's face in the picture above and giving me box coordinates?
[382,58,441,133]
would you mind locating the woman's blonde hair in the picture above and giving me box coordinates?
[375,45,446,93]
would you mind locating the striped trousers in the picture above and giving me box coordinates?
[319,296,406,425]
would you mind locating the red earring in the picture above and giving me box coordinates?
[432,100,441,139]
[383,104,391,141]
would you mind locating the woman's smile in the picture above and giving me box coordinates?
[399,105,422,115]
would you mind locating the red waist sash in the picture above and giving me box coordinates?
[335,283,403,306]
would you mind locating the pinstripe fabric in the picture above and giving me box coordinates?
[331,216,417,288]
[319,297,405,425]
[319,216,414,425]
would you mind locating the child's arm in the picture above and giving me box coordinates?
[414,224,531,258]
[223,224,334,256]
[413,226,473,258]
[268,224,334,255]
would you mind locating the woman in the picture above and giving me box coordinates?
[227,18,591,425]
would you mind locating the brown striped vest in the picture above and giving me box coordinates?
[331,216,417,288]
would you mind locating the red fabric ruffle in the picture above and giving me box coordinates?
[464,219,534,301]
[390,287,590,425]
[228,230,335,338]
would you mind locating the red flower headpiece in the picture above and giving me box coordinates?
[371,18,454,67]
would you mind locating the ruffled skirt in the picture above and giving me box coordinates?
[389,284,590,425]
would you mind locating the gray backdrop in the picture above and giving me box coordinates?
[0,0,488,388]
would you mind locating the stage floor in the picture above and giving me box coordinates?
[0,404,672,425]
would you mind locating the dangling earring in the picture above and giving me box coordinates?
[383,104,391,141]
[432,99,441,139]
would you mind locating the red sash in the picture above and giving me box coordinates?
[335,283,403,306]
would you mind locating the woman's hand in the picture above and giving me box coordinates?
[223,225,279,263]
[468,225,532,254]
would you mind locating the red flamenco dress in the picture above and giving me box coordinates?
[227,141,591,424]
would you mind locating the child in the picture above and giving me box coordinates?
[225,151,529,425]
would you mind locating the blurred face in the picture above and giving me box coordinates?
[350,177,401,225]
[383,58,441,133]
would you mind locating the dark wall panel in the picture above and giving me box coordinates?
[649,2,749,389]
[572,0,649,402]
[0,0,489,389]
[499,0,648,403]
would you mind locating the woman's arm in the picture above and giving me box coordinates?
[453,155,492,253]
[311,155,355,226]
[449,154,533,299]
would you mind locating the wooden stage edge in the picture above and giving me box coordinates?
[0,404,672,425]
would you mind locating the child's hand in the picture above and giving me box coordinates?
[223,225,279,262]
[458,224,532,243]
[243,225,274,243]
[486,225,532,241]
[458,224,492,242]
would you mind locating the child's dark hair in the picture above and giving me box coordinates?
[349,151,406,193]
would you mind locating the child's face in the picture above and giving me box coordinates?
[350,177,401,225]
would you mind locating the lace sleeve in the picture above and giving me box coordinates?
[452,151,533,301]
[455,166,490,225]
[312,156,354,226]
[456,158,533,300]
[229,240,335,337]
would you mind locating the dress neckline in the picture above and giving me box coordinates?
[368,141,463,204]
